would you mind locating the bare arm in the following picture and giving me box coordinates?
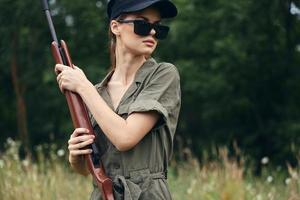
[78,81,159,151]
[56,64,160,151]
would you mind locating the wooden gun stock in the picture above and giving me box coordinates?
[51,40,114,200]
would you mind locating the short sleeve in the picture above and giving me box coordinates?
[128,63,181,129]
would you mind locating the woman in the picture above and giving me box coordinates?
[55,0,180,199]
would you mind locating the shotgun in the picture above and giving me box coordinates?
[41,1,114,199]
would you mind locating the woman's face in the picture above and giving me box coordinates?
[111,7,161,57]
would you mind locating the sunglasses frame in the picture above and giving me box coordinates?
[117,19,170,40]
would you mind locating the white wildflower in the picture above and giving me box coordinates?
[96,1,103,8]
[49,0,56,5]
[296,45,300,53]
[290,2,300,15]
[266,176,273,183]
[261,157,269,165]
[268,192,274,199]
[285,178,291,185]
[57,149,65,157]
[256,194,262,200]
[65,15,74,27]
[187,179,196,195]
[6,137,16,146]
[22,159,30,167]
[0,160,4,168]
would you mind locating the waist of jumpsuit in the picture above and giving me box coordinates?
[92,168,167,188]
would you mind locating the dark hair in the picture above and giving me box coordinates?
[108,27,117,70]
[108,15,126,70]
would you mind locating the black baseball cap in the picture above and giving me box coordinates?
[107,0,178,20]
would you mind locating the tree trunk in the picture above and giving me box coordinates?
[10,32,31,157]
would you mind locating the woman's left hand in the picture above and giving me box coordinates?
[55,64,89,93]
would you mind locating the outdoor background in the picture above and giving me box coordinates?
[1,0,300,199]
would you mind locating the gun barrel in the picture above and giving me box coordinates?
[41,0,49,11]
[41,0,59,44]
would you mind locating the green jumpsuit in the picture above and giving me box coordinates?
[89,58,181,200]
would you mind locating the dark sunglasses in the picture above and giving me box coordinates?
[117,19,170,40]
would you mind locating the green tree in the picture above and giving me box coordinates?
[157,0,300,166]
[1,0,300,167]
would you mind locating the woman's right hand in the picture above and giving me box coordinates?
[68,128,95,164]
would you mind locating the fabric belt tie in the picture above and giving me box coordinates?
[112,170,166,200]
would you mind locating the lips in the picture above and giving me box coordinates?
[143,39,155,46]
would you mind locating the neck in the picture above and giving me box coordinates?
[112,45,147,85]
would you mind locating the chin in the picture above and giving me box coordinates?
[142,47,156,55]
[144,50,154,56]
[129,45,156,57]
[132,50,154,58]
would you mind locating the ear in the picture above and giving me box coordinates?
[110,20,121,36]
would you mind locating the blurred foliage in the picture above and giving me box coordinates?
[1,0,300,168]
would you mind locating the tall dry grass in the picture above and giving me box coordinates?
[168,147,300,200]
[0,139,92,200]
[0,138,300,200]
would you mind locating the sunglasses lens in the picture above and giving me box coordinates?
[134,20,152,36]
[154,25,169,40]
[132,20,169,40]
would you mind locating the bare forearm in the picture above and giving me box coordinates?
[69,155,89,176]
[78,82,132,150]
[77,81,158,151]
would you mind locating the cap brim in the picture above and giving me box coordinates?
[117,0,177,19]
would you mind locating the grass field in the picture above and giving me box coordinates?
[0,139,299,200]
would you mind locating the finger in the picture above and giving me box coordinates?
[57,71,66,89]
[55,64,70,74]
[70,149,93,156]
[68,138,94,150]
[54,64,64,75]
[58,78,64,93]
[56,73,62,83]
[68,134,94,145]
[73,64,80,69]
[71,128,90,138]
[74,66,81,71]
[68,135,94,146]
[68,135,94,145]
[54,65,61,75]
[73,65,84,73]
